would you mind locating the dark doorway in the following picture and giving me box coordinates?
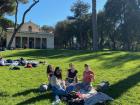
[42,38,47,49]
[29,38,34,48]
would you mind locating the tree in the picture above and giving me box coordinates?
[104,0,140,51]
[0,0,16,17]
[71,0,90,18]
[0,18,14,48]
[41,25,54,33]
[7,0,39,49]
[70,0,90,49]
[92,0,99,51]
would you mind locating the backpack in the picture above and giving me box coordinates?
[39,84,48,92]
[97,81,110,91]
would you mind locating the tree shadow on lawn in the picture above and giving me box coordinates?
[4,49,91,59]
[69,51,119,62]
[16,93,52,105]
[69,52,140,69]
[0,92,9,97]
[100,53,140,69]
[13,88,39,97]
[105,70,140,99]
[13,88,53,105]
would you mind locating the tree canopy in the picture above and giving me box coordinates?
[55,0,140,51]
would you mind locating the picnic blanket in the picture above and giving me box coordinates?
[78,88,113,105]
[84,92,113,105]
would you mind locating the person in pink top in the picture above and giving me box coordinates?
[76,64,95,91]
[83,64,95,83]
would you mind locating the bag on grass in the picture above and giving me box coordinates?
[39,84,48,92]
[97,81,110,91]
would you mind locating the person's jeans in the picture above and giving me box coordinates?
[76,82,91,91]
[51,86,66,97]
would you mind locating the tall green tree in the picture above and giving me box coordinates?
[71,0,90,18]
[104,0,140,51]
[70,0,90,49]
[0,0,15,17]
[41,25,54,33]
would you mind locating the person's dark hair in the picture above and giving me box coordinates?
[47,65,53,74]
[20,58,24,61]
[54,67,62,79]
[84,64,89,67]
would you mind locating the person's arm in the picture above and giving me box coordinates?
[66,69,69,80]
[74,70,78,83]
[82,71,85,81]
[91,71,95,82]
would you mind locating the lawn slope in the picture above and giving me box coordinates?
[0,49,140,105]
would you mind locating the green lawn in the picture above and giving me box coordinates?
[0,49,140,105]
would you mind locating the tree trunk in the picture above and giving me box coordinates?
[99,34,104,50]
[7,0,39,49]
[92,0,99,51]
[0,29,4,48]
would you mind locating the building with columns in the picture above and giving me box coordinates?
[6,21,54,49]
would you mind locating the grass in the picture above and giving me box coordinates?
[0,49,140,105]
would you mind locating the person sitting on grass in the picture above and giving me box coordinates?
[46,64,54,89]
[46,64,54,81]
[50,67,67,104]
[0,57,5,66]
[76,64,95,92]
[50,67,66,96]
[66,63,78,85]
[25,63,32,68]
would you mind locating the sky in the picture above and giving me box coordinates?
[6,0,107,27]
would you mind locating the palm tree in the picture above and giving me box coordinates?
[92,0,98,51]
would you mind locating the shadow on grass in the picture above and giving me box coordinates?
[4,49,93,59]
[13,88,39,97]
[16,92,52,105]
[106,71,140,99]
[13,88,53,105]
[69,52,140,69]
[4,49,140,69]
[0,92,9,97]
[99,53,140,69]
[68,51,119,62]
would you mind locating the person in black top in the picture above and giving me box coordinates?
[66,63,78,84]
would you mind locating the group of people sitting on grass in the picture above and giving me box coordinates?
[46,63,95,104]
[0,57,38,68]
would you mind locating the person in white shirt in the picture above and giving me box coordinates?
[50,67,66,96]
[0,57,5,66]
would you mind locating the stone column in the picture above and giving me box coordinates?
[20,37,22,48]
[27,37,29,48]
[40,38,42,49]
[46,37,47,49]
[34,37,36,49]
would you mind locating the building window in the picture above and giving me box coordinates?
[28,26,32,32]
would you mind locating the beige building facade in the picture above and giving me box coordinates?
[6,21,54,49]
